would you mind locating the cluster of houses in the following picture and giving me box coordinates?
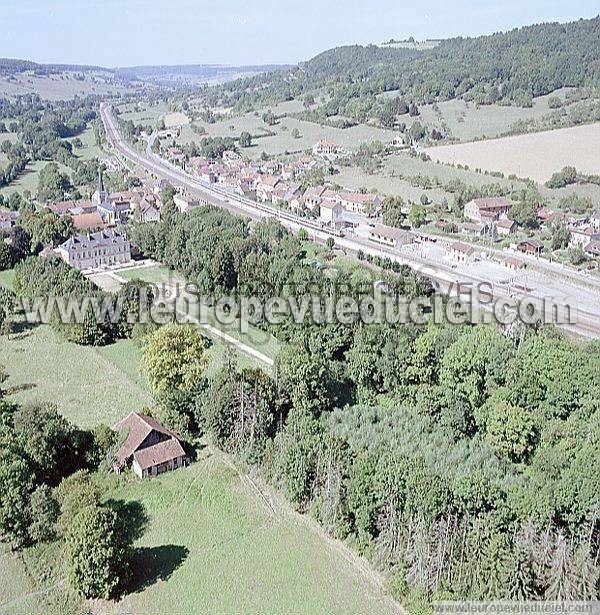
[461,196,517,237]
[48,171,162,232]
[180,146,383,224]
[46,172,166,271]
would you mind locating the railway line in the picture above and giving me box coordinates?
[100,103,600,339]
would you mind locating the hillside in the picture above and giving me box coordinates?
[213,16,600,111]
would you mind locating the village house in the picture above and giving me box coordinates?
[537,207,564,224]
[319,199,343,227]
[235,179,256,199]
[112,412,189,479]
[303,186,333,210]
[517,239,543,257]
[157,127,180,140]
[464,197,512,222]
[217,172,238,190]
[435,220,458,234]
[0,210,19,231]
[569,226,600,249]
[255,175,281,202]
[47,199,96,217]
[165,146,186,166]
[58,229,131,271]
[585,240,600,258]
[591,212,600,231]
[390,134,406,148]
[222,150,242,165]
[496,218,517,236]
[135,197,161,223]
[71,212,105,232]
[339,192,382,216]
[312,139,343,160]
[369,224,414,249]
[446,241,474,264]
[460,222,488,238]
[173,193,206,213]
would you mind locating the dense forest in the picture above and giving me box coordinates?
[206,16,600,116]
[129,206,600,610]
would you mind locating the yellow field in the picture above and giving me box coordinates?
[427,122,600,184]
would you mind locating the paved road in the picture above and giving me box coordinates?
[99,103,600,339]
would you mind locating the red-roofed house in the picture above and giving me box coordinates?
[312,140,343,159]
[339,192,382,215]
[446,241,475,263]
[71,212,105,232]
[112,412,189,479]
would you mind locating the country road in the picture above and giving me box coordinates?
[99,103,600,339]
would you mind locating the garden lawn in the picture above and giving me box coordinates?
[0,268,15,290]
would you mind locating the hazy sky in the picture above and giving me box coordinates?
[0,0,598,67]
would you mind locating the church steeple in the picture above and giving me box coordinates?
[98,169,106,199]
[92,169,109,207]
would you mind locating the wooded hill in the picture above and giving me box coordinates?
[213,16,600,110]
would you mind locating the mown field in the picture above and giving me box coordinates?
[0,325,153,428]
[179,113,397,158]
[66,125,104,161]
[0,455,399,615]
[427,121,600,184]
[414,89,579,141]
[99,459,399,615]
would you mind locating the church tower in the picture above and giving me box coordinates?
[92,169,108,206]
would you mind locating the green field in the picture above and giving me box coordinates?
[0,325,153,428]
[178,113,397,158]
[380,88,582,142]
[0,72,133,100]
[0,159,72,198]
[101,457,399,615]
[67,126,104,161]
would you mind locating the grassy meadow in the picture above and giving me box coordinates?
[0,159,72,198]
[0,72,133,100]
[0,454,400,615]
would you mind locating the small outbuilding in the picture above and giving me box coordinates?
[112,412,189,479]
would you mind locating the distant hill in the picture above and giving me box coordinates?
[0,58,106,76]
[0,58,289,86]
[114,64,288,80]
